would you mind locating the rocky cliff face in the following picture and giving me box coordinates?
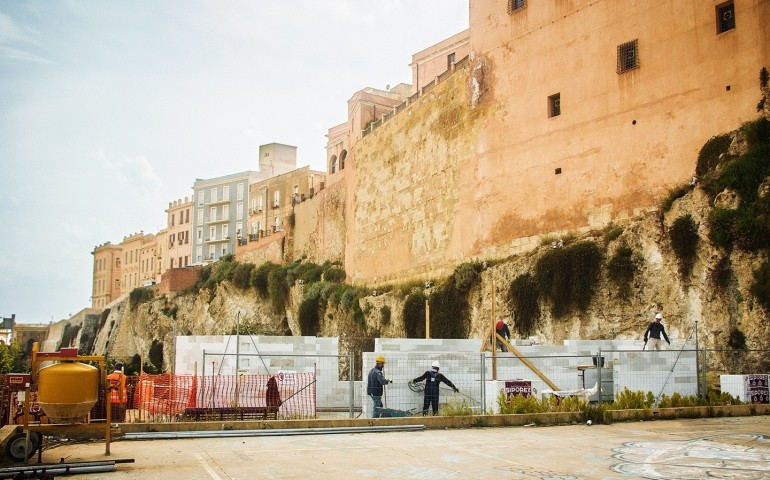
[60,127,769,373]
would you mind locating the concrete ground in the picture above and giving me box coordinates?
[23,416,770,479]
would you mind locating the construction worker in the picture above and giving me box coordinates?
[644,313,671,351]
[367,356,392,418]
[107,362,127,422]
[410,361,458,416]
[496,320,511,352]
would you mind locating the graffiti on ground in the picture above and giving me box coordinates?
[612,434,770,479]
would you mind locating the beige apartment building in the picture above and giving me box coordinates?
[91,242,122,309]
[120,232,144,293]
[139,234,158,286]
[241,166,326,249]
[165,197,193,271]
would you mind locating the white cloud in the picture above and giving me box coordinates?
[96,149,164,202]
[0,11,48,63]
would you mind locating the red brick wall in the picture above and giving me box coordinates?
[159,267,201,295]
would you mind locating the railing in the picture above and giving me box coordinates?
[362,55,469,138]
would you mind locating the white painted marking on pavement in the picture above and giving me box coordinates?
[196,453,227,480]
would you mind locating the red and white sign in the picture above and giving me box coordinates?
[504,379,532,399]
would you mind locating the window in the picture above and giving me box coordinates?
[330,155,338,173]
[447,52,456,70]
[196,193,203,206]
[548,93,561,118]
[508,0,526,13]
[185,209,190,223]
[116,258,121,268]
[170,258,175,269]
[210,225,216,240]
[197,228,203,243]
[210,206,217,221]
[208,245,215,260]
[237,182,244,201]
[236,222,242,238]
[223,204,229,219]
[223,185,230,201]
[258,197,264,211]
[274,216,280,231]
[115,279,120,290]
[223,224,229,239]
[616,39,639,74]
[196,246,202,262]
[273,190,280,208]
[340,150,347,170]
[716,2,735,34]
[170,213,175,227]
[237,202,243,219]
[197,209,203,225]
[210,187,217,203]
[221,244,227,256]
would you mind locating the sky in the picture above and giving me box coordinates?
[0,0,469,324]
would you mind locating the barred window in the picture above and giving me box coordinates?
[716,2,735,34]
[508,0,526,14]
[548,93,561,118]
[617,39,639,74]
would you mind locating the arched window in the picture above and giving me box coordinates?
[340,150,347,170]
[330,155,338,173]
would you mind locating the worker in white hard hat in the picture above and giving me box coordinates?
[644,313,670,351]
[410,360,458,416]
[366,355,392,418]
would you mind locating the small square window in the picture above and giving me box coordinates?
[716,2,735,34]
[508,0,526,14]
[617,39,639,74]
[548,93,561,118]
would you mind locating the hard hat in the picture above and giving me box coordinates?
[496,320,504,330]
[375,355,385,363]
[431,361,440,369]
[655,313,663,320]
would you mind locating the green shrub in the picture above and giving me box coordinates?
[149,340,164,372]
[612,388,655,410]
[743,117,770,147]
[507,274,540,335]
[129,287,155,310]
[660,183,693,212]
[99,308,111,330]
[289,261,322,284]
[727,327,747,350]
[696,134,732,178]
[428,282,470,339]
[403,293,426,338]
[706,143,770,203]
[452,262,482,292]
[232,262,255,290]
[380,305,391,325]
[711,255,733,290]
[251,262,275,298]
[750,259,770,311]
[669,214,699,277]
[707,208,737,249]
[195,264,213,291]
[340,288,358,310]
[298,297,320,336]
[534,241,603,317]
[268,266,289,313]
[323,267,346,283]
[602,225,624,245]
[607,245,637,299]
[732,201,770,251]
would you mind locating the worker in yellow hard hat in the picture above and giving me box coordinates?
[367,355,392,418]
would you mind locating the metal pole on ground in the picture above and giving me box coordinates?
[349,351,355,419]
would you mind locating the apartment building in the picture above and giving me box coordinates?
[91,241,122,309]
[165,197,193,271]
[192,144,297,264]
[245,165,326,243]
[410,29,470,94]
[120,232,145,293]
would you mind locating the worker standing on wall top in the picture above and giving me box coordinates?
[410,361,458,416]
[496,319,511,352]
[644,313,671,351]
[367,356,392,418]
[107,362,127,422]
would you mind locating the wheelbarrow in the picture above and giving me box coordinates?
[375,406,418,417]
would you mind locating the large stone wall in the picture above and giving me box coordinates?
[343,0,769,287]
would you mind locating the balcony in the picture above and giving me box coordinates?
[206,217,230,225]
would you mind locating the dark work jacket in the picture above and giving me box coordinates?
[644,321,670,343]
[367,366,388,396]
[412,369,456,397]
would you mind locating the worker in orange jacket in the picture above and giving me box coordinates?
[106,362,127,422]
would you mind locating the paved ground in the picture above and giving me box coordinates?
[22,416,770,479]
